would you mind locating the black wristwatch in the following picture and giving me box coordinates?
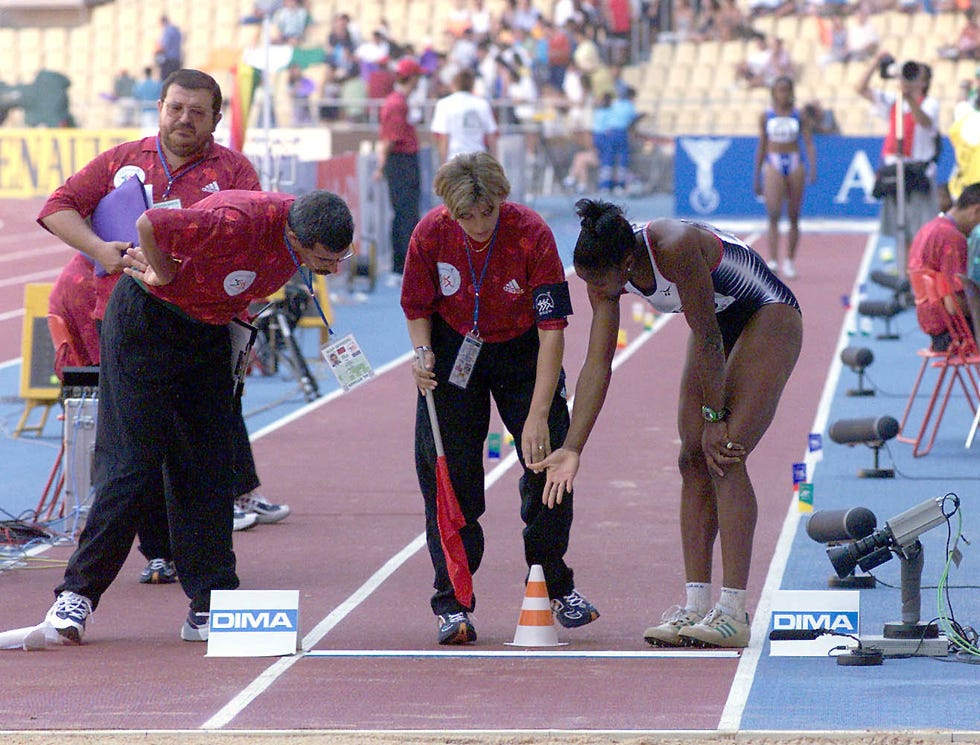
[701,405,731,423]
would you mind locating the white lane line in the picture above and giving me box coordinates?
[0,308,25,322]
[305,648,739,659]
[717,229,879,732]
[203,302,674,730]
[0,268,61,288]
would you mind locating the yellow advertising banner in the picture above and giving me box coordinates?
[0,128,138,198]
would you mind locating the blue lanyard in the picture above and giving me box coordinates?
[283,231,334,336]
[462,222,498,336]
[156,136,208,200]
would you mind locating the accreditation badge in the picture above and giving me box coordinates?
[321,333,374,391]
[449,331,482,389]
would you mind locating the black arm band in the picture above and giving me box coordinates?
[533,281,573,322]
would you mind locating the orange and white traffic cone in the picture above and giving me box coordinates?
[507,564,563,647]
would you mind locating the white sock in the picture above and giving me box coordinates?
[685,582,711,615]
[717,587,746,617]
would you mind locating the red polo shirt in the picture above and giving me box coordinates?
[908,213,968,336]
[379,89,418,154]
[401,201,567,343]
[37,135,260,319]
[142,190,300,325]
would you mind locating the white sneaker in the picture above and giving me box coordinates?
[766,259,779,273]
[235,491,290,524]
[678,607,751,648]
[233,509,258,531]
[180,609,210,642]
[45,591,93,644]
[643,605,704,647]
[782,258,797,280]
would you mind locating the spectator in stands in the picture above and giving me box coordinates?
[470,0,495,42]
[339,63,369,122]
[355,28,391,77]
[747,0,796,19]
[753,76,817,280]
[736,35,773,88]
[447,0,474,38]
[938,8,980,61]
[107,70,137,127]
[802,99,841,134]
[818,14,851,67]
[154,16,183,81]
[847,3,880,62]
[327,13,359,72]
[603,0,633,64]
[366,57,396,102]
[598,86,639,194]
[546,19,573,89]
[431,67,499,163]
[503,0,541,33]
[761,37,798,86]
[447,26,480,73]
[571,22,602,75]
[857,51,940,239]
[716,0,762,41]
[271,0,312,46]
[671,0,698,41]
[242,1,282,24]
[132,66,163,129]
[286,64,315,125]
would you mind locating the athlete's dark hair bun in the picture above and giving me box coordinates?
[575,198,622,233]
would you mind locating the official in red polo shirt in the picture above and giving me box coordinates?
[44,190,354,645]
[401,152,599,645]
[375,56,423,282]
[37,69,282,588]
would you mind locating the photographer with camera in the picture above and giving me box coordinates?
[857,51,940,241]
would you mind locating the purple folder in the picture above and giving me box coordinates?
[90,175,150,276]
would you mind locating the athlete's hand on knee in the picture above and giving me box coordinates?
[703,425,744,477]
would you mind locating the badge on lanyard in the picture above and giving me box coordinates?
[449,223,498,389]
[449,331,482,389]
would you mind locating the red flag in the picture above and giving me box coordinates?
[435,455,473,609]
[422,380,474,609]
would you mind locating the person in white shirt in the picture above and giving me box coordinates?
[846,3,880,63]
[430,68,499,163]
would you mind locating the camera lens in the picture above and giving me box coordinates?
[878,53,896,78]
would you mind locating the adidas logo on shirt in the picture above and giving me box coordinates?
[202,181,220,193]
[503,279,523,295]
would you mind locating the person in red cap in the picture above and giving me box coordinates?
[374,57,423,285]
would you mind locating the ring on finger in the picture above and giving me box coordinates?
[726,441,735,450]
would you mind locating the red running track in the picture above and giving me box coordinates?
[0,206,867,732]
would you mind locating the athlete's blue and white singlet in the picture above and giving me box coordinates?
[625,220,801,349]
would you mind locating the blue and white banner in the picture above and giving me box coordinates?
[674,136,954,220]
[207,589,300,657]
[770,589,860,657]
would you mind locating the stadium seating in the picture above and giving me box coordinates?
[0,2,969,139]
